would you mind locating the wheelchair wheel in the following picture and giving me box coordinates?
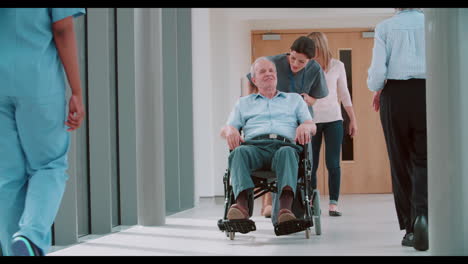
[305,228,310,239]
[312,189,322,235]
[229,232,235,240]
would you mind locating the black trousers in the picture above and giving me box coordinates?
[380,79,428,233]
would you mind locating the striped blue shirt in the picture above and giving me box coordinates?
[227,91,312,142]
[367,9,426,92]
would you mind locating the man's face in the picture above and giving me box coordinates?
[252,59,277,92]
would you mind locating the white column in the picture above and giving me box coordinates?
[210,10,233,197]
[192,8,217,200]
[425,8,468,255]
[134,8,166,226]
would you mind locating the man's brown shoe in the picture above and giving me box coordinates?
[227,204,249,220]
[278,209,296,224]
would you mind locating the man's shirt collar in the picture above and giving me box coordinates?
[254,91,286,100]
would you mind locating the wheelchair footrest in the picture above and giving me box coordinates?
[217,219,256,234]
[274,219,312,236]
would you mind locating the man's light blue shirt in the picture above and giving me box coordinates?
[367,9,426,92]
[227,91,312,142]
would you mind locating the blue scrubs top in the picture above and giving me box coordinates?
[247,54,329,118]
[0,8,86,98]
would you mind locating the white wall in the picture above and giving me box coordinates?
[249,16,393,30]
[210,10,231,197]
[192,8,394,198]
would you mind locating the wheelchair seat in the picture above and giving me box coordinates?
[251,170,276,180]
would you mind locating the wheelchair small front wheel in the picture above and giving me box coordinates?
[305,228,310,239]
[312,189,322,235]
[229,232,235,240]
[312,189,321,215]
[314,214,322,235]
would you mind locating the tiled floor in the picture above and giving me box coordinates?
[48,194,430,256]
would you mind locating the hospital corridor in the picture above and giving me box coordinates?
[0,7,467,257]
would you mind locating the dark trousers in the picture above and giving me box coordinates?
[380,79,428,233]
[311,120,344,204]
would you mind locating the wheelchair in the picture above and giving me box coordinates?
[217,138,322,240]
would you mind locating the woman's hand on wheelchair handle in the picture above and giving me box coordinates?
[310,122,317,136]
[301,93,317,106]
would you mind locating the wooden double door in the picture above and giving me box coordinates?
[251,28,392,195]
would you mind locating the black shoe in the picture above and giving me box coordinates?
[329,210,342,217]
[402,232,414,247]
[413,215,429,251]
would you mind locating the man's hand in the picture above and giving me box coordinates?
[295,121,316,145]
[220,125,245,150]
[65,94,85,132]
[372,90,382,112]
[300,93,317,106]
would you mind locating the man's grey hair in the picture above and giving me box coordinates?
[250,56,276,78]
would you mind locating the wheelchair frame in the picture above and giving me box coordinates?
[217,141,322,240]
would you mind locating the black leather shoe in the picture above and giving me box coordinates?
[413,215,429,251]
[329,210,342,217]
[402,232,414,247]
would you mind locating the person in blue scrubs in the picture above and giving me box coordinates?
[0,8,86,256]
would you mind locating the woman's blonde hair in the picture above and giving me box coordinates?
[307,32,333,72]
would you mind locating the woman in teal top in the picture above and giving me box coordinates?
[246,36,329,218]
[0,8,86,256]
[247,36,329,118]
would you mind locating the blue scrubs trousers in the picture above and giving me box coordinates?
[0,95,69,256]
[228,140,302,226]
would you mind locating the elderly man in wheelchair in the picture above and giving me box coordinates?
[218,57,322,240]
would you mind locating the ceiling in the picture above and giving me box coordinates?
[207,8,395,30]
[211,8,395,21]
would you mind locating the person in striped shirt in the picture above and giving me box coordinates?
[367,8,428,251]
